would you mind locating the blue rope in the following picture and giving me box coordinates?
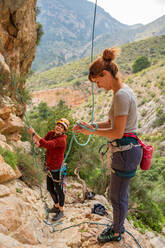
[71,0,98,146]
[50,221,143,248]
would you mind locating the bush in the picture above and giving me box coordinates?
[152,107,165,127]
[17,150,44,187]
[132,56,151,73]
[36,22,44,46]
[129,156,165,232]
[0,147,17,170]
[18,86,32,105]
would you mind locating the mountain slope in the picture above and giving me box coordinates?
[32,0,165,72]
[32,0,131,71]
[28,35,165,91]
[134,15,165,40]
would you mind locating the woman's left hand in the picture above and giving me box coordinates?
[34,141,40,148]
[73,121,94,135]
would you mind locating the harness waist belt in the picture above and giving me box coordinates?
[110,143,141,153]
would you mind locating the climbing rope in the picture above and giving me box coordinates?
[53,222,143,248]
[71,0,98,146]
[52,222,143,248]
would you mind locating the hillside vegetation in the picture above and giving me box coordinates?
[28,35,165,91]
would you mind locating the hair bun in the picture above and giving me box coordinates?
[102,48,120,61]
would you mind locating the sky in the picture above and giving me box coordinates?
[88,0,165,25]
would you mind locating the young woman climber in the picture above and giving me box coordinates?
[28,118,69,221]
[73,48,142,243]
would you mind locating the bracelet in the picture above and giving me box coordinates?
[32,132,36,137]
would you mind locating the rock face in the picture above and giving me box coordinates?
[0,0,37,143]
[0,0,37,193]
[0,0,37,75]
[0,178,161,248]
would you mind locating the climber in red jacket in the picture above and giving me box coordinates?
[28,118,69,221]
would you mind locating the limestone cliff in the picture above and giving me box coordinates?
[0,0,37,142]
[0,0,37,75]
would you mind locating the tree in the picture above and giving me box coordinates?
[36,22,44,46]
[132,56,151,73]
[38,102,51,120]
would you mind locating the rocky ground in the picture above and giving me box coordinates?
[0,176,164,248]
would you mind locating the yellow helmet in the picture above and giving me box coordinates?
[57,118,70,131]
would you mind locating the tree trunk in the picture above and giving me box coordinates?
[74,165,87,202]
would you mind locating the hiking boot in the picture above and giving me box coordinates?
[101,224,125,236]
[52,210,64,221]
[47,206,59,213]
[97,230,121,243]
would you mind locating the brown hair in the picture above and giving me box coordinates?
[88,48,120,81]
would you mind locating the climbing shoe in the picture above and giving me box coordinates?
[101,224,125,236]
[97,230,121,243]
[47,206,59,213]
[52,210,64,221]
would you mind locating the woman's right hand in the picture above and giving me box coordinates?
[28,127,35,135]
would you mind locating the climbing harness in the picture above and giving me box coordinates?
[99,140,141,178]
[46,164,67,185]
[47,170,60,183]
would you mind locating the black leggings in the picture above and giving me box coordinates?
[47,171,65,207]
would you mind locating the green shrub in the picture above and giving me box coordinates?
[132,56,151,73]
[18,87,32,105]
[74,80,81,86]
[17,150,44,187]
[36,22,44,46]
[138,121,141,128]
[152,107,165,127]
[141,109,147,117]
[129,156,165,232]
[134,201,164,232]
[0,147,17,170]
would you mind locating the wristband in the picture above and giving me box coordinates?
[32,132,36,137]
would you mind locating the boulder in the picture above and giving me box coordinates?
[0,106,11,120]
[0,155,21,183]
[0,140,13,151]
[12,140,31,153]
[0,184,10,197]
[0,133,6,142]
[0,113,24,135]
[0,117,5,129]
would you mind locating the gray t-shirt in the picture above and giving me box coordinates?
[109,84,138,133]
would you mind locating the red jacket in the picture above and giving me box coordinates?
[39,131,67,171]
